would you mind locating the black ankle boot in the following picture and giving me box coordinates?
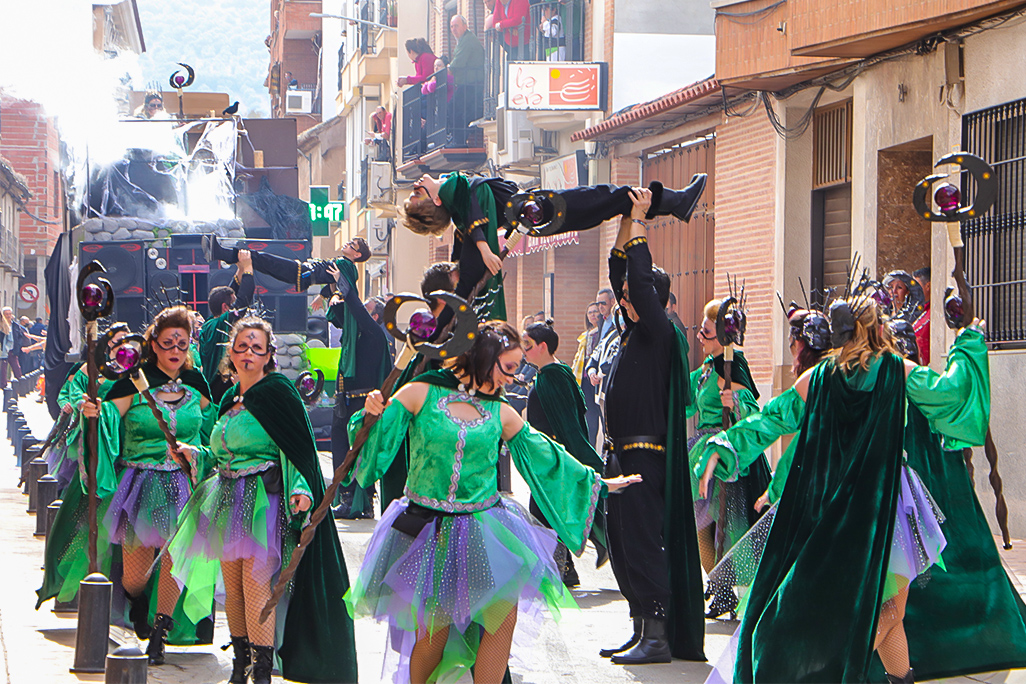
[648,174,708,222]
[705,587,739,620]
[125,591,151,640]
[886,668,914,684]
[611,618,672,665]
[146,613,173,665]
[599,617,642,658]
[222,636,251,683]
[251,644,274,684]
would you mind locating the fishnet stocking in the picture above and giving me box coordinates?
[874,584,910,677]
[243,558,276,646]
[221,559,248,638]
[697,523,716,574]
[474,604,517,684]
[410,625,450,684]
[121,544,154,597]
[156,553,180,616]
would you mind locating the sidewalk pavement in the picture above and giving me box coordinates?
[2,392,1026,683]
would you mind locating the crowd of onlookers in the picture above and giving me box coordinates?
[0,307,47,389]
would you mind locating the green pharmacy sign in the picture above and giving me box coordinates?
[309,186,345,237]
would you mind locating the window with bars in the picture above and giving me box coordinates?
[812,100,853,189]
[962,98,1026,347]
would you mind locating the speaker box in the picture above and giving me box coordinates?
[257,293,308,333]
[80,241,149,332]
[237,239,311,295]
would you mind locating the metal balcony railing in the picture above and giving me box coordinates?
[401,67,485,163]
[0,223,22,274]
[483,0,586,118]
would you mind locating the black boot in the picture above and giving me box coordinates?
[705,587,739,620]
[648,174,708,222]
[886,668,914,684]
[251,644,275,684]
[125,591,151,640]
[146,613,174,665]
[202,235,236,264]
[599,617,642,658]
[611,618,672,665]
[221,636,251,684]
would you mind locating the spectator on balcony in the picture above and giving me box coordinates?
[492,0,531,59]
[421,57,455,101]
[134,92,168,120]
[397,38,437,88]
[365,106,392,161]
[539,3,566,61]
[483,0,497,30]
[449,14,486,144]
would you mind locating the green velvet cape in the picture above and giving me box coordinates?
[106,363,211,401]
[666,325,707,661]
[329,257,360,379]
[735,354,906,683]
[878,405,1026,681]
[533,362,607,551]
[222,373,357,683]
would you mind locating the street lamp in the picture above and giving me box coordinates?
[310,13,397,31]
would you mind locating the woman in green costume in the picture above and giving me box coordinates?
[521,319,608,589]
[345,320,640,683]
[698,297,989,684]
[688,299,769,619]
[84,305,215,665]
[168,316,358,684]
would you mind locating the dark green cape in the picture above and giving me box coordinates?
[533,362,607,551]
[199,311,235,387]
[873,405,1026,681]
[711,351,760,400]
[221,373,357,683]
[736,354,906,682]
[220,375,357,684]
[329,258,360,379]
[106,363,211,401]
[666,325,706,660]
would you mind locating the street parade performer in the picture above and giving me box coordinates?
[343,320,640,683]
[599,189,706,666]
[76,306,216,664]
[521,319,609,588]
[687,300,770,620]
[323,261,391,520]
[198,249,255,403]
[401,171,708,320]
[43,324,129,493]
[167,316,358,684]
[697,292,995,684]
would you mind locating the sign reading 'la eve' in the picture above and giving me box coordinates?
[506,62,607,111]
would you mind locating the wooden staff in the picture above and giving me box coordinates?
[84,319,101,575]
[259,229,526,623]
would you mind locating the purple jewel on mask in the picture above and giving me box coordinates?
[82,283,104,307]
[723,312,740,340]
[300,375,316,393]
[409,310,437,339]
[934,183,961,214]
[114,345,140,370]
[521,200,544,226]
[872,288,892,308]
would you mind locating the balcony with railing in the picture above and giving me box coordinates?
[0,221,22,275]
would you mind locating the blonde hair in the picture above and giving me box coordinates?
[829,298,898,373]
[0,308,10,336]
[703,299,721,321]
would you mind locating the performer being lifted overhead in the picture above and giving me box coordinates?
[401,171,707,320]
[198,249,255,403]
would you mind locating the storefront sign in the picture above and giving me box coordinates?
[506,62,607,111]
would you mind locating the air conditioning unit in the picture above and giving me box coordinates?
[285,90,313,114]
[367,161,394,207]
[367,217,390,254]
[501,109,534,164]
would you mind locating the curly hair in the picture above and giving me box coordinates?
[402,195,453,236]
[142,306,195,369]
[829,298,899,373]
[217,316,278,378]
[447,320,521,390]
[787,310,828,376]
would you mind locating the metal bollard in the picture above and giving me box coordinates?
[15,424,30,461]
[104,646,147,683]
[35,475,59,537]
[5,405,16,440]
[3,387,13,407]
[19,437,39,468]
[26,458,48,513]
[71,573,112,673]
[21,445,39,494]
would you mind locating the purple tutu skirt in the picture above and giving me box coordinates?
[102,466,191,549]
[346,496,574,683]
[884,464,946,600]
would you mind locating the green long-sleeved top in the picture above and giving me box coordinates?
[196,406,312,507]
[348,383,607,555]
[700,327,991,483]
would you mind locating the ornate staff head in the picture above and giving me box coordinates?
[912,151,997,329]
[382,291,477,360]
[503,189,568,237]
[716,274,747,348]
[94,325,146,381]
[295,370,325,405]
[169,63,195,91]
[77,261,115,322]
